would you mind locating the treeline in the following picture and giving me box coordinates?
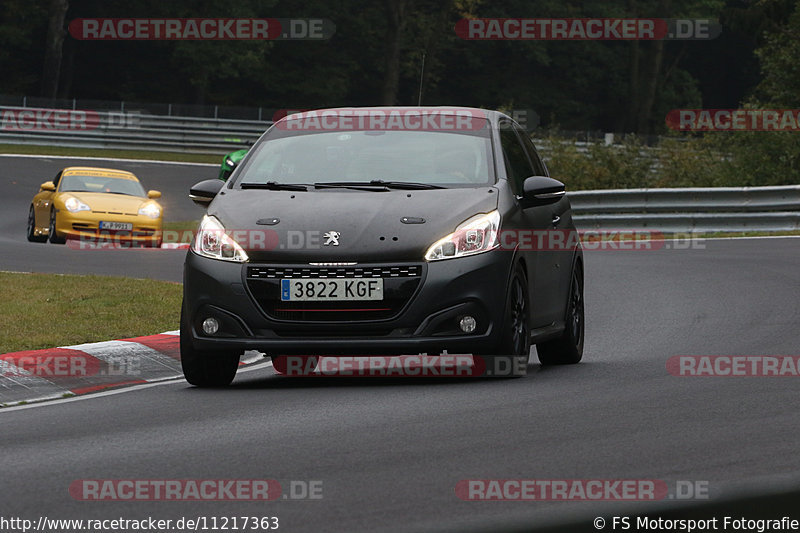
[1,0,798,134]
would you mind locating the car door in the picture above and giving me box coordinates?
[34,170,62,227]
[498,120,558,327]
[514,124,574,320]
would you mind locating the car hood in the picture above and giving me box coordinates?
[60,192,153,213]
[211,187,499,262]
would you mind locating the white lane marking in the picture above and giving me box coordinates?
[697,235,800,242]
[0,154,217,166]
[0,360,274,413]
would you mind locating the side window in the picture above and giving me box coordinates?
[515,125,548,177]
[499,122,536,195]
[53,171,63,189]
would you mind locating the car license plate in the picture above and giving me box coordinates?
[280,278,384,301]
[99,221,133,231]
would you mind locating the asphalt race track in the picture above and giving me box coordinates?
[2,157,800,532]
[0,155,213,281]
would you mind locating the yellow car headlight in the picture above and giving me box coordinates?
[64,197,90,213]
[138,203,161,219]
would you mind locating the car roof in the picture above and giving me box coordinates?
[275,106,511,126]
[62,167,139,181]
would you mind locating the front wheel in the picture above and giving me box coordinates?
[481,263,530,377]
[48,208,66,244]
[537,264,584,365]
[27,206,47,243]
[180,307,241,387]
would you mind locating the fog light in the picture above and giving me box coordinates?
[459,315,477,333]
[202,317,219,335]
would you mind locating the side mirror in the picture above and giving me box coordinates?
[189,179,224,206]
[147,190,162,199]
[41,181,56,192]
[521,176,566,207]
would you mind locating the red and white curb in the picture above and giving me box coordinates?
[0,332,263,407]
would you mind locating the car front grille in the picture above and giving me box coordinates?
[245,264,424,322]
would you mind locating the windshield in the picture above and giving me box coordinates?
[59,174,146,197]
[234,128,494,187]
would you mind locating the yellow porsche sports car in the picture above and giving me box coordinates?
[27,166,163,247]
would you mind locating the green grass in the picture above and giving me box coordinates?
[162,220,201,243]
[0,272,182,354]
[162,220,200,232]
[0,143,220,164]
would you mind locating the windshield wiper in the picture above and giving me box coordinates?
[313,181,389,191]
[240,181,309,191]
[314,180,444,190]
[368,180,445,190]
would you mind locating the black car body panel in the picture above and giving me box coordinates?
[209,187,499,263]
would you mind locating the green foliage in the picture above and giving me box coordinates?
[751,0,800,106]
[540,131,800,190]
[541,134,654,190]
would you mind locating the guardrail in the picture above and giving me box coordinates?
[0,106,271,154]
[570,186,800,233]
[2,104,798,233]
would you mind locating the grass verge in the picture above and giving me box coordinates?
[0,272,182,354]
[162,220,201,243]
[0,143,220,164]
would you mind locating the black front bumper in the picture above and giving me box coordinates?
[183,249,514,355]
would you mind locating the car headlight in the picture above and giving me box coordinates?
[425,210,500,261]
[64,197,90,213]
[138,203,161,219]
[192,215,249,262]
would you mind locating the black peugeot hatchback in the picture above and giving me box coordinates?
[182,107,584,386]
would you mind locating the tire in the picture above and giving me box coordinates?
[537,263,584,365]
[481,262,530,378]
[27,206,47,243]
[48,208,66,244]
[180,306,241,387]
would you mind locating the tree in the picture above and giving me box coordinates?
[40,0,69,98]
[752,0,800,106]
